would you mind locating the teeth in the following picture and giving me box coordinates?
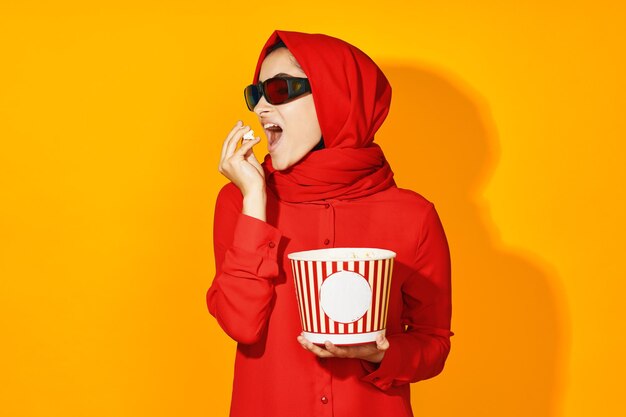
[264,122,280,129]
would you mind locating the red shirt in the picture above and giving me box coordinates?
[206,182,453,417]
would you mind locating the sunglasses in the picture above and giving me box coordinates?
[244,76,311,111]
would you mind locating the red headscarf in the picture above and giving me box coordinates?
[254,30,396,203]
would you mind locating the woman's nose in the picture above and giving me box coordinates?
[253,95,272,116]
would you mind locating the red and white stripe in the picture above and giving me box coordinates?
[290,258,394,335]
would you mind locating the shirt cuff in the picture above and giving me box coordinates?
[231,212,282,261]
[359,334,406,391]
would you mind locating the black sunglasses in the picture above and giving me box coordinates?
[244,76,311,111]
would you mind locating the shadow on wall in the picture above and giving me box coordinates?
[376,62,571,417]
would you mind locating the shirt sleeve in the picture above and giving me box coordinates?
[205,184,283,344]
[360,202,454,391]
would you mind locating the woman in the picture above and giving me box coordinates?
[207,30,453,417]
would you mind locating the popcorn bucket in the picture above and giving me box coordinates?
[287,247,396,345]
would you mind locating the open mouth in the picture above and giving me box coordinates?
[264,123,283,151]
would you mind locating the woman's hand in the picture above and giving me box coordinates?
[219,120,265,197]
[296,332,390,363]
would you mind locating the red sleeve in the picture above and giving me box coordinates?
[360,203,454,391]
[206,184,283,344]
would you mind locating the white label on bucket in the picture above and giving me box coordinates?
[319,271,372,323]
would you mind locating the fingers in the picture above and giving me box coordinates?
[323,341,352,358]
[245,144,264,177]
[376,333,390,351]
[237,136,262,178]
[225,124,252,161]
[236,135,261,158]
[219,121,262,179]
[297,335,334,358]
[297,333,390,360]
[220,120,244,162]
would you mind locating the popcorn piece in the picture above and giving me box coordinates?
[243,130,256,140]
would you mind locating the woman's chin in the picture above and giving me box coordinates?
[271,150,312,171]
[270,156,290,171]
[273,162,292,171]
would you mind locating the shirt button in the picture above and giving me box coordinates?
[269,241,276,248]
[323,239,330,245]
[320,395,328,404]
[324,203,330,209]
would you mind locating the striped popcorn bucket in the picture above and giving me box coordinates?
[287,247,396,345]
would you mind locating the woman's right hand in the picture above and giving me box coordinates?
[219,121,265,197]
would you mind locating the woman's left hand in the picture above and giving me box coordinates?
[296,332,390,363]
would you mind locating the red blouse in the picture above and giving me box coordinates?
[206,182,453,417]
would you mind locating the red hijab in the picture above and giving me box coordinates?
[254,30,396,203]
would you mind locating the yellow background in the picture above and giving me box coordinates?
[1,1,624,416]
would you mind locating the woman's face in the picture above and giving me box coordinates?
[254,47,322,171]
